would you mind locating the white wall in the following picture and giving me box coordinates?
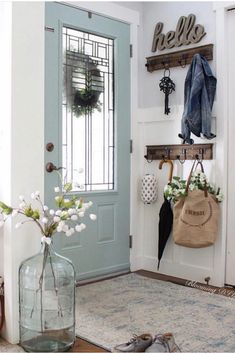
[140,1,215,107]
[0,2,12,280]
[130,2,226,286]
[0,2,45,343]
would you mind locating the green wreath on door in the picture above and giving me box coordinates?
[71,55,103,117]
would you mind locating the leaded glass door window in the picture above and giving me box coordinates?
[63,27,114,191]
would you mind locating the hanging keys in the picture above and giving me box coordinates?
[159,68,175,115]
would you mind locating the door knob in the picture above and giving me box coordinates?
[46,162,63,173]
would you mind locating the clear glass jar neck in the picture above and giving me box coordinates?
[40,239,55,254]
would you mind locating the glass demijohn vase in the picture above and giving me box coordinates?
[19,241,76,352]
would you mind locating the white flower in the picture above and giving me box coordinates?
[49,209,55,215]
[164,185,168,192]
[55,196,60,202]
[55,210,62,216]
[42,217,48,224]
[19,195,24,202]
[31,191,40,199]
[66,228,75,237]
[15,222,22,229]
[80,223,86,230]
[43,205,49,212]
[70,227,75,235]
[71,215,78,221]
[89,214,97,221]
[179,189,186,194]
[78,211,84,218]
[62,224,69,232]
[88,201,93,207]
[53,216,60,223]
[75,224,82,232]
[58,220,65,227]
[68,209,74,216]
[216,192,223,202]
[54,187,60,193]
[57,226,63,232]
[0,220,4,228]
[19,202,25,209]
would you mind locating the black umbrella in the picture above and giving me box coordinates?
[158,160,174,270]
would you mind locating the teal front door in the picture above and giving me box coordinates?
[45,3,130,280]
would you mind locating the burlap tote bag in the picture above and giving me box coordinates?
[173,161,220,248]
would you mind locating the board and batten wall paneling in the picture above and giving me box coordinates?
[132,2,226,286]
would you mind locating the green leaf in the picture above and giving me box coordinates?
[0,201,13,215]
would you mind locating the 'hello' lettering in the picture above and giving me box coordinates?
[151,14,206,53]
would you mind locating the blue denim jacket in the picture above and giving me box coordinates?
[179,54,217,144]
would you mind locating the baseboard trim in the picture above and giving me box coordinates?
[76,270,130,286]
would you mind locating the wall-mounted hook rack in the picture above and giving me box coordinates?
[144,143,213,162]
[145,44,213,72]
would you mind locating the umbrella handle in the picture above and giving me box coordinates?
[159,159,174,183]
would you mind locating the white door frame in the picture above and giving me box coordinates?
[213,1,235,285]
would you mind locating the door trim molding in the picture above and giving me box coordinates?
[213,3,231,286]
[60,1,140,25]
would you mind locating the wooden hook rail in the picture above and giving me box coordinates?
[145,44,213,72]
[144,143,213,162]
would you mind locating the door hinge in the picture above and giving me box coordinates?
[45,26,55,33]
[88,11,92,18]
[130,140,133,154]
[130,44,133,58]
[129,235,133,249]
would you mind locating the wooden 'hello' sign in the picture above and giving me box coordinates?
[152,14,206,53]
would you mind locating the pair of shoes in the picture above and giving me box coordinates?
[114,333,152,352]
[145,333,180,352]
[114,332,180,352]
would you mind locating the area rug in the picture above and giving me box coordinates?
[75,273,235,352]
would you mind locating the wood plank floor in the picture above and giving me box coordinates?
[71,338,108,352]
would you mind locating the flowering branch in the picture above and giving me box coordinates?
[0,178,96,238]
